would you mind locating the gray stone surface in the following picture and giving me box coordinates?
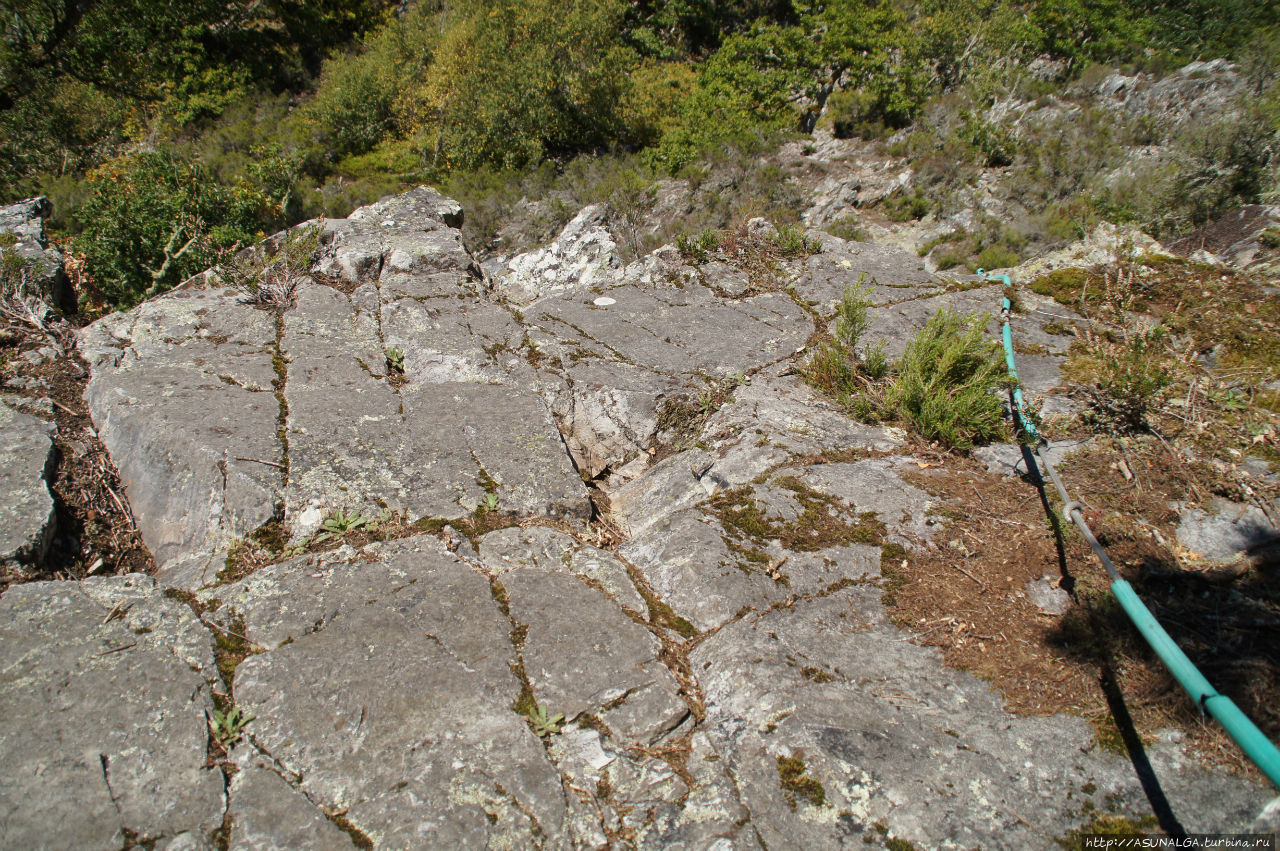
[692,587,1270,849]
[608,448,718,538]
[866,284,1074,361]
[31,186,1266,848]
[1026,573,1073,615]
[974,438,1093,479]
[797,457,940,542]
[535,357,677,478]
[621,503,880,632]
[0,575,224,848]
[1177,498,1279,560]
[700,373,905,490]
[315,186,471,286]
[490,204,622,305]
[0,195,73,311]
[227,762,354,851]
[477,525,645,611]
[0,397,56,567]
[512,242,818,477]
[797,233,944,312]
[504,568,688,744]
[281,283,589,534]
[526,284,807,380]
[218,538,568,847]
[380,298,526,384]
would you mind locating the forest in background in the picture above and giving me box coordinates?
[2,0,1278,308]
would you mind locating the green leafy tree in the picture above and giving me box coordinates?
[648,23,815,171]
[1026,0,1147,68]
[75,149,263,307]
[621,0,798,58]
[412,0,635,171]
[2,0,392,121]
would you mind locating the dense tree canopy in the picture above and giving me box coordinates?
[0,0,1275,308]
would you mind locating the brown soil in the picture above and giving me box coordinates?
[887,438,1278,778]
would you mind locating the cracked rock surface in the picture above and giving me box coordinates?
[0,575,223,848]
[1,187,1270,848]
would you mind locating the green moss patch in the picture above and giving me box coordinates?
[776,752,827,809]
[705,480,886,558]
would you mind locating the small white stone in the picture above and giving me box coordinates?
[593,297,616,307]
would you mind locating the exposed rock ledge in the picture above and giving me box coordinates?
[0,187,1269,848]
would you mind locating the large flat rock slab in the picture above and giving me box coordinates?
[692,588,1272,848]
[621,504,880,632]
[866,283,1075,360]
[797,232,945,312]
[50,188,1270,848]
[81,188,589,584]
[477,525,645,611]
[526,284,807,380]
[380,298,528,384]
[522,280,811,474]
[503,568,689,745]
[0,398,56,568]
[0,575,224,848]
[227,762,355,850]
[213,537,568,847]
[282,285,589,533]
[79,289,284,588]
[700,373,906,488]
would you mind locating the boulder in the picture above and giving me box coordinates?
[0,196,74,312]
[489,204,622,306]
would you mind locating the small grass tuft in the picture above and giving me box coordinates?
[223,224,321,312]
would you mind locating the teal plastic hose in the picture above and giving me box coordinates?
[1112,579,1280,788]
[979,268,1041,443]
[977,268,1280,789]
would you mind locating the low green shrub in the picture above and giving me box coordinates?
[805,295,1009,450]
[1068,270,1179,433]
[881,190,931,222]
[975,244,1020,271]
[824,216,869,242]
[956,115,1018,167]
[75,150,266,308]
[884,308,1009,449]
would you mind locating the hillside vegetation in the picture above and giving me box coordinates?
[1,0,1278,307]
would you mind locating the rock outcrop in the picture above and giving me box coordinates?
[487,204,623,305]
[0,186,1271,848]
[0,196,73,311]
